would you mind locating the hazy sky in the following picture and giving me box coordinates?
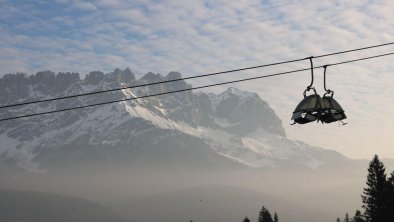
[1,0,394,159]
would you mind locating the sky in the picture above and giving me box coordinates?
[1,0,394,159]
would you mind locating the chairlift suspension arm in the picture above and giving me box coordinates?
[323,65,334,97]
[323,65,329,92]
[307,57,314,90]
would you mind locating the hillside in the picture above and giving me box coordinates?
[0,189,125,222]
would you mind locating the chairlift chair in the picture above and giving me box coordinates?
[319,66,347,123]
[291,88,323,124]
[291,59,347,125]
[292,57,323,124]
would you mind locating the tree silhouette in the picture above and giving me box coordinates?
[387,171,394,221]
[361,155,389,222]
[274,212,278,222]
[257,206,273,222]
[242,216,250,222]
[352,210,365,222]
[343,213,350,222]
[338,156,394,222]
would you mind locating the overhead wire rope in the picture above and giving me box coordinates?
[1,51,393,122]
[1,41,394,109]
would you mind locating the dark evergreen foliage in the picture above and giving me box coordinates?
[387,171,394,221]
[242,216,251,222]
[257,206,273,222]
[343,213,350,222]
[361,155,389,222]
[274,212,278,222]
[352,210,365,222]
[337,155,394,222]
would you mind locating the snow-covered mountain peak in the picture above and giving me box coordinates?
[209,87,259,111]
[221,87,257,100]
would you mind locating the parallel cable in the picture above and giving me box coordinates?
[1,52,393,122]
[324,52,394,66]
[315,41,394,58]
[1,41,394,109]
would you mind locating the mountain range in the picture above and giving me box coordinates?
[0,68,348,174]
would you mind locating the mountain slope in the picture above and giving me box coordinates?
[0,69,347,173]
[0,189,126,222]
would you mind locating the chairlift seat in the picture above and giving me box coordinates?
[320,96,347,123]
[291,94,323,124]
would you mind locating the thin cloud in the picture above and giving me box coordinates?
[71,0,98,11]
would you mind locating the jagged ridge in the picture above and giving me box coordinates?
[0,69,347,173]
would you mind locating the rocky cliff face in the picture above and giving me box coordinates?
[0,69,346,173]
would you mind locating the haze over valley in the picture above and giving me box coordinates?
[1,70,392,222]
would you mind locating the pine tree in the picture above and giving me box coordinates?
[344,213,350,222]
[361,155,389,222]
[352,210,365,222]
[242,216,250,222]
[336,217,341,222]
[387,171,394,221]
[257,206,266,222]
[274,212,278,222]
[257,206,273,222]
